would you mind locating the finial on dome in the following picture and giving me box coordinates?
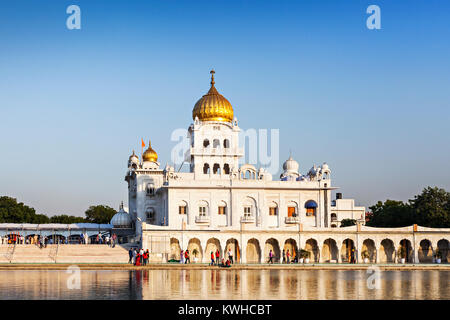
[210,69,215,86]
[120,201,124,210]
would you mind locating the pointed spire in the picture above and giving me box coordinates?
[210,69,215,86]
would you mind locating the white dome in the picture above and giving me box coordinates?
[322,162,329,171]
[110,204,132,228]
[282,156,299,173]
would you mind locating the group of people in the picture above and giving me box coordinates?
[178,248,235,266]
[128,248,150,266]
[94,233,117,247]
[268,249,296,264]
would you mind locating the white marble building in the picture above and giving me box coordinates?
[118,71,450,264]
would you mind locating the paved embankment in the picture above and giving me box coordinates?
[0,263,448,271]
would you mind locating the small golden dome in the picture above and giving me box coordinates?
[192,70,234,122]
[142,140,158,162]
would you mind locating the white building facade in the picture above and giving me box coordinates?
[120,71,450,264]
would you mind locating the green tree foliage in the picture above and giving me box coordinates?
[340,219,356,227]
[0,196,90,224]
[49,214,86,224]
[84,205,116,224]
[0,196,50,223]
[367,200,414,227]
[409,187,450,228]
[367,187,450,228]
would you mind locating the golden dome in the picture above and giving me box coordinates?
[192,70,234,122]
[142,140,158,162]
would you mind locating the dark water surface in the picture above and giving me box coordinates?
[0,269,448,300]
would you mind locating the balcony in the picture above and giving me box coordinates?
[195,215,210,224]
[285,216,300,224]
[240,215,255,223]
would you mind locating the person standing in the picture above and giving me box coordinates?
[215,249,220,266]
[180,250,184,264]
[268,249,273,264]
[185,250,190,264]
[210,251,215,266]
[228,248,234,264]
[286,250,290,264]
[132,248,137,265]
[128,248,133,264]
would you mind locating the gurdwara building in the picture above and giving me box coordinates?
[115,71,449,264]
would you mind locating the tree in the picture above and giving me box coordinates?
[50,214,86,224]
[366,200,414,227]
[409,187,450,228]
[340,219,356,227]
[0,196,50,224]
[84,205,116,224]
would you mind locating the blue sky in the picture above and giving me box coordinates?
[0,0,449,216]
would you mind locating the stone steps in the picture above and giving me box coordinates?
[0,244,131,264]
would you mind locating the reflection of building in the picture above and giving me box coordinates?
[119,70,450,264]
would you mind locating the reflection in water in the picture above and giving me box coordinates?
[0,269,448,300]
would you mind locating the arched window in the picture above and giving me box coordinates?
[243,197,256,217]
[203,139,210,148]
[287,201,298,217]
[178,201,188,215]
[305,200,317,217]
[146,207,155,221]
[331,213,337,222]
[146,182,155,196]
[203,163,210,174]
[213,139,220,148]
[218,201,227,215]
[198,200,209,216]
[223,139,230,148]
[223,164,230,174]
[213,163,221,174]
[269,202,278,216]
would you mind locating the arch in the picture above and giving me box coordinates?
[284,239,298,263]
[243,196,257,217]
[380,239,395,263]
[268,201,278,216]
[203,139,210,148]
[331,213,337,222]
[213,163,221,174]
[223,163,230,174]
[205,238,222,262]
[361,239,376,263]
[305,200,317,217]
[178,200,188,215]
[322,238,338,262]
[217,200,227,216]
[399,239,413,263]
[264,238,281,263]
[340,238,355,263]
[145,207,155,221]
[203,163,210,174]
[223,139,230,148]
[170,238,181,261]
[246,238,261,263]
[187,238,203,263]
[240,164,257,180]
[305,238,320,262]
[437,239,449,263]
[213,139,220,148]
[198,200,209,216]
[418,239,433,263]
[225,238,240,263]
